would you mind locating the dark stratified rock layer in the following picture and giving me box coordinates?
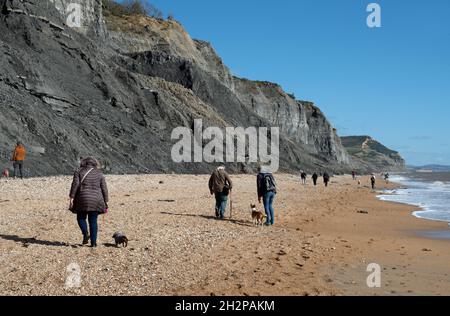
[0,0,401,175]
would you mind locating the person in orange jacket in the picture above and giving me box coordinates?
[11,141,26,179]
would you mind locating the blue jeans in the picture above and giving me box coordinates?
[77,212,99,245]
[263,191,276,225]
[215,192,228,219]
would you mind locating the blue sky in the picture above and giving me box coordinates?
[133,0,450,166]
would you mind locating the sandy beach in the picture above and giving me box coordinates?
[0,173,449,296]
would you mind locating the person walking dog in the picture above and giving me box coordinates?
[208,166,233,220]
[69,157,108,247]
[257,166,277,226]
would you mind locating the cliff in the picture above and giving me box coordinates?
[231,78,349,164]
[341,136,406,172]
[0,0,379,176]
[104,9,352,171]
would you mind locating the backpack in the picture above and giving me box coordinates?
[264,174,276,192]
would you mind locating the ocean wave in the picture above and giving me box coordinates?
[378,174,450,223]
[431,181,450,189]
[389,176,409,183]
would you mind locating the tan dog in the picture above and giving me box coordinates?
[250,204,266,226]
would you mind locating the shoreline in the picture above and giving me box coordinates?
[378,176,450,234]
[315,176,450,295]
[0,174,449,295]
[376,181,450,232]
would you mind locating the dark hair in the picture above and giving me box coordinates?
[80,157,98,168]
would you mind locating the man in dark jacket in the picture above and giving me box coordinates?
[323,172,330,187]
[69,157,108,247]
[257,167,277,226]
[312,172,318,186]
[208,166,233,220]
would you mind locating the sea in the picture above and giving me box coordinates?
[377,171,450,226]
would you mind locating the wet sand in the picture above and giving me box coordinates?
[0,174,449,296]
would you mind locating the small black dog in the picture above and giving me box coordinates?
[112,232,128,248]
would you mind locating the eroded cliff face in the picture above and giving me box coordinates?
[105,15,235,90]
[341,136,406,172]
[0,0,358,175]
[232,78,349,164]
[0,0,228,175]
[104,12,351,165]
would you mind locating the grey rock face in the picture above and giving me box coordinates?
[232,78,349,164]
[106,15,353,168]
[0,0,225,175]
[48,0,105,37]
[0,1,387,176]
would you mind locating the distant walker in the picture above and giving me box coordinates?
[11,141,26,179]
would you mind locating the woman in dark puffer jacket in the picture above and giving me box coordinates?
[69,157,108,247]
